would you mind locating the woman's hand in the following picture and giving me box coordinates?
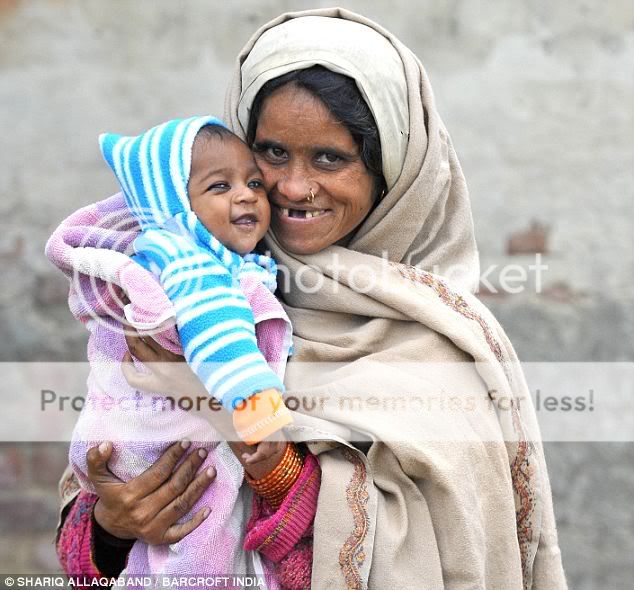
[121,327,287,479]
[121,326,207,398]
[88,440,215,545]
[122,326,249,443]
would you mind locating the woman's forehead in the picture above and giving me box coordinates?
[235,15,409,188]
[255,85,354,147]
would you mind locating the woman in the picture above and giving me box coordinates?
[54,8,566,589]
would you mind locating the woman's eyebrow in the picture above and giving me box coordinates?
[310,145,358,158]
[252,139,284,150]
[253,139,357,159]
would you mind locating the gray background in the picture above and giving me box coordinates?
[0,0,632,587]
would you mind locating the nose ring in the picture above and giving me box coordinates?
[307,188,315,204]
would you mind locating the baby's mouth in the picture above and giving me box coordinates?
[279,207,328,219]
[232,214,258,225]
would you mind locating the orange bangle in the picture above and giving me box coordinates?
[246,443,302,490]
[258,469,301,506]
[247,443,293,486]
[246,443,304,507]
[255,463,302,496]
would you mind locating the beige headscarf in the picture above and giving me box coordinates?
[226,8,566,590]
[225,8,479,293]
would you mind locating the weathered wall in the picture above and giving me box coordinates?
[0,0,632,586]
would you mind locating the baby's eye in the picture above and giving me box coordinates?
[248,179,264,189]
[207,182,230,192]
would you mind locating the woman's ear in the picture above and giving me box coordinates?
[374,177,387,202]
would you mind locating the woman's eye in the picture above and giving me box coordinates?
[252,142,288,164]
[266,146,287,161]
[316,152,342,165]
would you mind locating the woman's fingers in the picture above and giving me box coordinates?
[86,441,124,489]
[124,325,159,363]
[155,462,216,530]
[86,441,216,545]
[130,440,192,498]
[141,335,185,363]
[151,446,213,508]
[161,506,211,545]
[150,456,216,544]
[125,324,184,363]
[121,353,152,391]
[135,331,164,357]
[121,351,160,392]
[122,327,194,395]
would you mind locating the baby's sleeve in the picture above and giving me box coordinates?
[134,228,291,442]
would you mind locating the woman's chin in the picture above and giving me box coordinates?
[275,237,324,256]
[270,218,335,255]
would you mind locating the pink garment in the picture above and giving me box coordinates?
[46,193,293,587]
[57,452,320,590]
[56,491,102,581]
[245,453,320,590]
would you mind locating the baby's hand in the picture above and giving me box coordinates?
[242,440,286,466]
[229,439,287,480]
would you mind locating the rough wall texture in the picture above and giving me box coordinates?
[0,0,632,587]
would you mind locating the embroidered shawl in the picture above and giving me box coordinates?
[224,8,567,589]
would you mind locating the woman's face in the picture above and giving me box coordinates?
[252,84,375,255]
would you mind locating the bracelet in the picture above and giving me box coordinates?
[245,443,304,507]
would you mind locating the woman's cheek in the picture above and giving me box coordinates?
[343,172,375,215]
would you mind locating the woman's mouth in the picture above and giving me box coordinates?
[278,207,329,219]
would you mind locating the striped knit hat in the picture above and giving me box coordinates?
[99,116,227,230]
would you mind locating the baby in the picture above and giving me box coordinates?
[101,116,292,448]
[69,116,294,579]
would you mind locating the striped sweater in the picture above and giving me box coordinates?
[99,116,292,441]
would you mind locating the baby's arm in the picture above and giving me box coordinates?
[232,388,291,445]
[133,230,291,443]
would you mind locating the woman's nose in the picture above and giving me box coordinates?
[275,172,312,203]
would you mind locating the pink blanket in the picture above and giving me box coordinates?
[45,193,290,587]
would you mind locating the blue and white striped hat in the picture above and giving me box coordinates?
[99,116,227,230]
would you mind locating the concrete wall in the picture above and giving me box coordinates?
[0,0,632,587]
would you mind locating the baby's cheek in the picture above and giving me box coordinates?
[263,203,272,224]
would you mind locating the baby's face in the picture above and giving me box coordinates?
[188,132,270,255]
